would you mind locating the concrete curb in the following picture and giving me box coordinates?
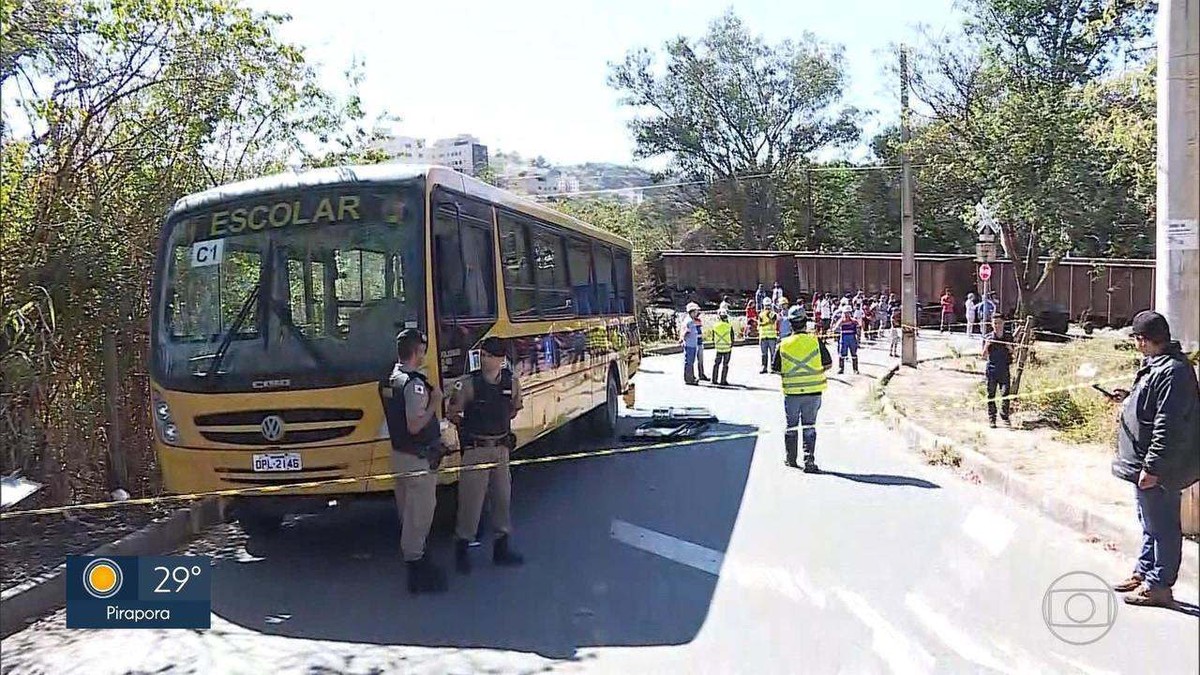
[0,497,226,638]
[877,365,1200,575]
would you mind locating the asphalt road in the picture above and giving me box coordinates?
[3,339,1198,674]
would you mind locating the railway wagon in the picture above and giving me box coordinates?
[660,250,798,303]
[794,252,975,309]
[658,251,1155,327]
[986,257,1155,326]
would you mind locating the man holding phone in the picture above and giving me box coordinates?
[981,317,1014,427]
[1108,311,1200,608]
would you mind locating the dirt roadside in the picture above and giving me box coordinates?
[886,336,1199,552]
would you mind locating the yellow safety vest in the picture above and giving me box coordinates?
[711,321,734,353]
[778,333,827,395]
[758,310,778,339]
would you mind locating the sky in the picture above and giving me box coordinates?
[245,0,962,169]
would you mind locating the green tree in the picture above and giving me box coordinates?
[608,10,859,248]
[1,0,382,499]
[906,0,1155,316]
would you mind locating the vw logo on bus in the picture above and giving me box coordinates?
[260,415,285,442]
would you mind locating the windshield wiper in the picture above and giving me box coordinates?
[264,293,329,368]
[199,285,260,379]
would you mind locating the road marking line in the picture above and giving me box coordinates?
[608,520,829,607]
[962,506,1016,557]
[904,592,1019,674]
[723,559,830,608]
[831,587,936,675]
[609,519,723,575]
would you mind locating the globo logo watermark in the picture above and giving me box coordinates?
[1042,571,1117,645]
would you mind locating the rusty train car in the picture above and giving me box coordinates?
[658,250,1155,326]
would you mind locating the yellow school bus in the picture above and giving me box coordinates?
[150,165,640,532]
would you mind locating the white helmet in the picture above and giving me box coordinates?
[685,302,700,313]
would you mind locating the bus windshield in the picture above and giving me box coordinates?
[153,183,425,392]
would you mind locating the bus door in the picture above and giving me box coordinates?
[430,188,497,387]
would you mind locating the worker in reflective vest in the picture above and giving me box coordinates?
[758,304,779,374]
[778,306,832,472]
[710,310,734,386]
[836,308,861,375]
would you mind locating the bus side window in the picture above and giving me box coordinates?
[567,237,595,315]
[531,226,572,318]
[594,245,615,315]
[614,250,633,313]
[499,212,538,319]
[433,203,496,320]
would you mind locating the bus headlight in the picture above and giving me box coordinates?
[152,394,180,446]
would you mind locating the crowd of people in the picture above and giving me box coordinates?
[696,286,909,375]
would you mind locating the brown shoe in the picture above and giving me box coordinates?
[1123,584,1174,607]
[1112,574,1143,593]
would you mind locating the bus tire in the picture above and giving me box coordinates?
[591,369,619,438]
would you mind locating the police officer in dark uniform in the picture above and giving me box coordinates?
[380,328,448,594]
[447,336,525,574]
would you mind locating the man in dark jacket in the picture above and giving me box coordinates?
[1109,311,1200,608]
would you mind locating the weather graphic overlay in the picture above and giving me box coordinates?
[66,556,211,629]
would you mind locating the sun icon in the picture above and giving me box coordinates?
[82,558,123,599]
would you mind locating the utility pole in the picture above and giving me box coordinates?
[1157,0,1200,536]
[1157,0,1199,354]
[900,46,918,366]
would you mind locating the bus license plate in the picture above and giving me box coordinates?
[252,453,302,472]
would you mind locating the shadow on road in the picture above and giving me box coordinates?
[822,471,941,489]
[206,416,760,659]
[1165,600,1200,619]
[704,382,778,393]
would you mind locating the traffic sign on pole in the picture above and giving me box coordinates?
[979,263,992,281]
[976,242,997,262]
[975,201,1001,236]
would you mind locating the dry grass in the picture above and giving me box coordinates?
[922,443,963,467]
[1019,338,1141,444]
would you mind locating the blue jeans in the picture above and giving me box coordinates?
[1135,485,1182,589]
[784,394,822,460]
[759,337,777,371]
[683,345,697,383]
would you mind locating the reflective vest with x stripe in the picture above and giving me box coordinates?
[711,321,734,353]
[778,333,827,395]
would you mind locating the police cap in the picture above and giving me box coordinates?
[395,327,427,346]
[480,336,508,357]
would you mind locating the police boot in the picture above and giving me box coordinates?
[784,432,800,468]
[493,534,525,567]
[803,444,820,473]
[455,538,472,575]
[406,556,448,594]
[837,358,845,375]
[852,356,860,374]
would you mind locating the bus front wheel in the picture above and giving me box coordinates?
[591,370,619,437]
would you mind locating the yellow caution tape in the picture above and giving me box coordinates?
[0,371,1135,520]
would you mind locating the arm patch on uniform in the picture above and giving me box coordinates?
[413,382,425,395]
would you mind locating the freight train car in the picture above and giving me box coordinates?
[659,251,798,305]
[986,257,1155,327]
[658,250,1155,328]
[794,252,975,315]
